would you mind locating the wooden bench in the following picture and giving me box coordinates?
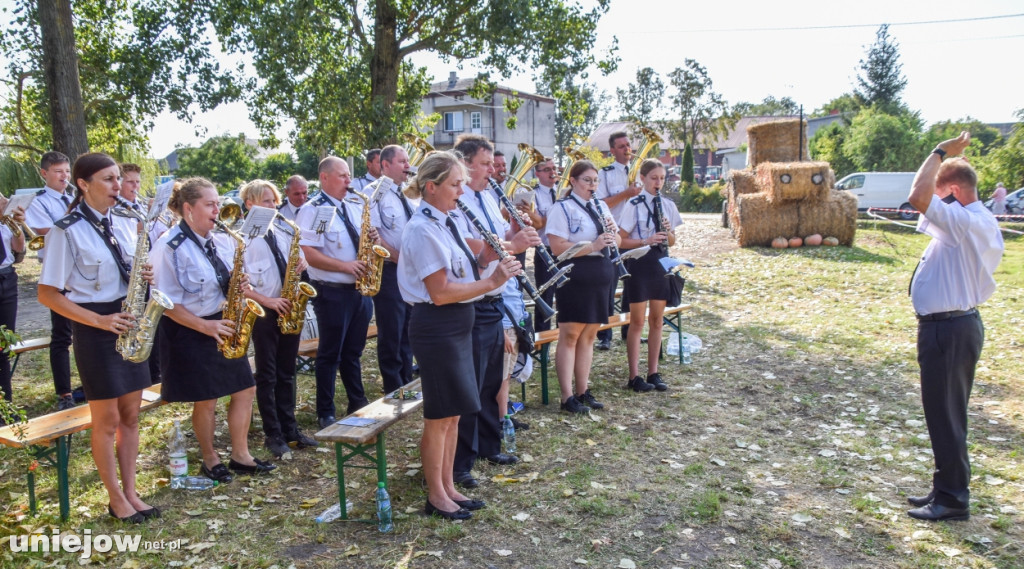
[296,325,378,373]
[10,337,52,376]
[313,378,423,523]
[0,384,166,521]
[529,304,692,405]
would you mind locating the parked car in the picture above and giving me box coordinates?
[984,187,1024,215]
[835,172,917,220]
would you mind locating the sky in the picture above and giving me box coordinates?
[9,0,1022,158]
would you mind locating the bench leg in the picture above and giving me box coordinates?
[27,470,36,515]
[57,435,71,522]
[334,442,349,520]
[540,344,550,405]
[332,438,390,523]
[375,434,387,489]
[11,353,21,376]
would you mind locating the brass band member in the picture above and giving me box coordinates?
[398,151,518,519]
[594,131,638,350]
[531,158,559,332]
[239,180,316,458]
[0,195,26,409]
[38,153,157,522]
[352,148,382,193]
[617,159,681,392]
[151,178,276,484]
[278,175,309,221]
[545,160,620,413]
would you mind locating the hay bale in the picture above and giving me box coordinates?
[747,119,809,167]
[733,193,800,247]
[725,169,757,230]
[797,190,858,246]
[757,161,834,204]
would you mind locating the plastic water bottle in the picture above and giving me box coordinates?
[315,502,342,524]
[168,420,188,486]
[682,342,692,365]
[375,482,394,533]
[502,414,517,454]
[175,475,218,490]
[666,333,680,356]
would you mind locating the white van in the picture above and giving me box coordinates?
[835,172,917,219]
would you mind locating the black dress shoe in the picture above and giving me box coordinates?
[425,500,472,520]
[596,339,611,351]
[626,376,655,392]
[228,458,277,475]
[137,506,161,520]
[907,491,935,507]
[485,453,519,466]
[108,504,145,524]
[265,437,291,458]
[453,471,479,489]
[200,462,233,484]
[907,503,969,522]
[318,415,336,430]
[288,431,319,449]
[454,498,486,511]
[646,373,668,391]
[510,417,530,431]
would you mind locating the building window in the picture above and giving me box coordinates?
[444,112,464,132]
[470,112,481,129]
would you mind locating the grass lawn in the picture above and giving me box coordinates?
[1,217,1021,568]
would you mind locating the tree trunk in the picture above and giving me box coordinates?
[369,0,400,144]
[37,0,89,161]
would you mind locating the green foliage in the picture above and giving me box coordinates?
[665,59,736,152]
[975,110,1024,192]
[841,107,923,172]
[672,181,722,213]
[811,93,861,118]
[175,134,258,191]
[0,153,40,194]
[538,77,608,163]
[855,24,908,114]
[616,67,664,127]
[733,95,799,117]
[922,119,1002,157]
[809,122,856,178]
[259,152,297,187]
[681,142,694,184]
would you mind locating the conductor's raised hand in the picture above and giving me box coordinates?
[937,131,971,157]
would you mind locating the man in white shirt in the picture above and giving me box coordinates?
[905,131,1004,522]
[352,149,381,193]
[278,176,308,221]
[492,150,507,189]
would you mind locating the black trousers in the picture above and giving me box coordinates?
[50,306,73,396]
[917,311,984,509]
[312,284,372,419]
[454,300,504,474]
[0,269,16,401]
[372,263,413,393]
[252,304,302,441]
[533,246,558,332]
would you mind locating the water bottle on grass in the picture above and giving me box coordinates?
[376,482,394,533]
[168,420,187,486]
[502,414,517,453]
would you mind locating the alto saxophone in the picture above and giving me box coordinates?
[112,198,174,362]
[352,184,390,296]
[275,214,317,335]
[215,204,266,359]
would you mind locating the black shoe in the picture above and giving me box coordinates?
[646,373,668,391]
[640,336,648,344]
[137,506,161,520]
[907,491,935,508]
[318,415,336,430]
[288,431,319,449]
[453,471,479,489]
[579,389,604,409]
[454,498,486,511]
[510,417,530,431]
[425,500,472,520]
[200,462,234,484]
[560,396,589,414]
[907,503,969,521]
[596,339,612,351]
[265,437,291,458]
[108,504,144,524]
[57,394,76,411]
[626,376,655,392]
[228,458,277,475]
[72,386,87,403]
[485,453,519,466]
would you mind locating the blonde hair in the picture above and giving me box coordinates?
[239,179,281,206]
[936,158,978,194]
[167,177,216,216]
[405,151,465,198]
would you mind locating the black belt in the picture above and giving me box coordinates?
[917,308,977,321]
[476,295,502,306]
[0,266,14,276]
[311,280,356,291]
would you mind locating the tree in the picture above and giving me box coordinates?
[616,67,664,128]
[36,0,88,162]
[811,93,861,118]
[681,142,694,185]
[665,59,735,152]
[809,121,856,178]
[259,152,298,187]
[539,77,608,162]
[975,109,1024,193]
[207,0,617,155]
[733,96,799,117]
[1,0,239,159]
[175,134,258,190]
[840,107,922,172]
[855,24,907,114]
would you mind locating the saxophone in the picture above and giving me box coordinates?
[215,203,266,359]
[112,198,174,362]
[275,214,317,334]
[351,186,390,296]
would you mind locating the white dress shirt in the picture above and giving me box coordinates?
[39,204,135,303]
[617,191,683,241]
[244,221,299,298]
[278,201,303,222]
[296,192,363,284]
[151,224,236,318]
[533,183,559,246]
[545,193,617,257]
[26,186,73,261]
[371,180,419,255]
[596,161,630,221]
[398,202,481,304]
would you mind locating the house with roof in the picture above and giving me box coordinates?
[420,72,556,159]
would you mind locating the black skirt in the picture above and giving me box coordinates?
[409,302,479,420]
[72,299,151,401]
[159,312,256,403]
[623,246,672,303]
[556,255,615,324]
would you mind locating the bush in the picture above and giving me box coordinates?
[0,154,40,195]
[672,181,724,213]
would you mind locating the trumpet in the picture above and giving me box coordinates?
[0,213,44,251]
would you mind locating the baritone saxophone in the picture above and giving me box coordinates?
[275,213,317,334]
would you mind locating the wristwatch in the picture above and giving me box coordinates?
[931,148,947,160]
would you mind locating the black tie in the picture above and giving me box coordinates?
[550,188,556,205]
[475,191,497,234]
[336,200,361,247]
[60,194,71,213]
[204,239,232,296]
[265,230,288,279]
[397,188,414,220]
[0,228,7,265]
[584,202,610,258]
[445,217,480,280]
[99,218,131,283]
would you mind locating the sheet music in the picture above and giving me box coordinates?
[240,206,276,239]
[557,241,591,262]
[3,193,35,216]
[618,245,650,261]
[147,180,175,222]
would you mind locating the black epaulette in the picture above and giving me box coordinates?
[35,189,46,196]
[602,165,615,171]
[53,211,83,230]
[167,231,188,250]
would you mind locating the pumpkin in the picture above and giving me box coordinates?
[771,237,789,249]
[804,234,822,246]
[822,236,839,246]
[788,237,803,248]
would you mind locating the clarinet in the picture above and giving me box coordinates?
[455,200,555,323]
[488,178,570,290]
[650,187,668,253]
[592,197,630,279]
